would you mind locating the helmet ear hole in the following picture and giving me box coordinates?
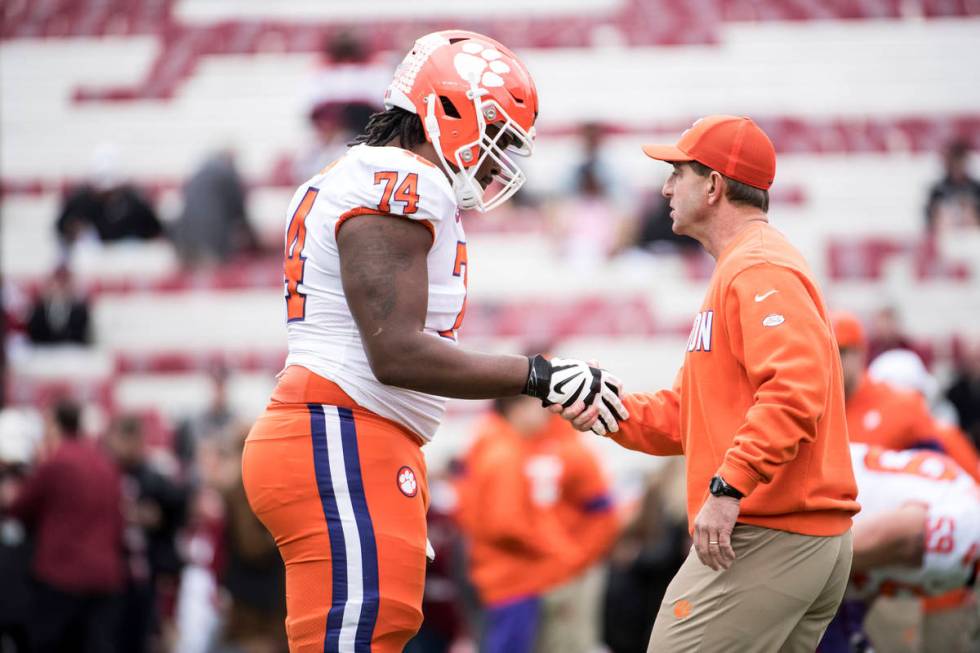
[439,96,461,119]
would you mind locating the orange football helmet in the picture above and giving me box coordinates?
[384,30,538,212]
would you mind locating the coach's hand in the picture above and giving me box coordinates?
[692,495,739,571]
[524,354,628,434]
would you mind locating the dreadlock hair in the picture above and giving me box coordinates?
[350,107,428,149]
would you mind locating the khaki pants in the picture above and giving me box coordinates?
[921,591,980,653]
[865,596,919,653]
[867,588,980,653]
[533,564,605,653]
[648,525,852,652]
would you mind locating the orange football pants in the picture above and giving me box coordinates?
[242,366,429,653]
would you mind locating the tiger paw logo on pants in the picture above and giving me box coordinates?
[397,466,418,497]
[673,599,693,619]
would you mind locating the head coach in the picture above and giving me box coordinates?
[559,115,860,652]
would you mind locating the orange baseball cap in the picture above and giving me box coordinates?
[831,311,867,349]
[642,115,776,190]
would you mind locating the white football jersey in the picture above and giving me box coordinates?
[283,144,467,441]
[849,443,980,596]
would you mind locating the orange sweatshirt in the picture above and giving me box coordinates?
[846,375,980,482]
[611,222,859,536]
[535,416,619,571]
[455,414,587,605]
[846,375,937,450]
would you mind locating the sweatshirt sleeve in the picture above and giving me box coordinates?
[609,368,684,456]
[717,263,835,497]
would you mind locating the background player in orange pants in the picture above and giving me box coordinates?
[242,30,627,653]
[455,396,618,653]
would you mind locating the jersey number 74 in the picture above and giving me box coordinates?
[285,187,319,322]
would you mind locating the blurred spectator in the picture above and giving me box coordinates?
[313,30,385,132]
[293,31,388,182]
[866,305,931,368]
[564,122,626,202]
[455,397,608,653]
[104,415,188,653]
[56,145,162,247]
[630,191,700,253]
[925,139,980,233]
[174,365,237,468]
[212,429,287,653]
[946,336,980,448]
[172,474,225,653]
[552,123,632,269]
[0,409,42,652]
[2,400,125,653]
[26,265,90,345]
[291,103,361,183]
[172,150,256,266]
[602,461,688,653]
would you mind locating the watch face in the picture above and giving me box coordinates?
[709,477,722,495]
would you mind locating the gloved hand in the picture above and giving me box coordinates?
[523,354,628,435]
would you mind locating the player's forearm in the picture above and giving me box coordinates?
[367,332,529,399]
[851,505,926,572]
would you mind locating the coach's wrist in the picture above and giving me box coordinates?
[709,475,744,500]
[715,462,757,499]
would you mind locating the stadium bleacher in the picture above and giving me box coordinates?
[2,0,979,470]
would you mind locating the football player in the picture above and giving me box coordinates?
[240,30,627,653]
[820,443,980,652]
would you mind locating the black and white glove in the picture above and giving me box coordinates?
[523,354,629,435]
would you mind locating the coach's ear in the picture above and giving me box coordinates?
[706,170,725,206]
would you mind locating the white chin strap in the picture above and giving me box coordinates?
[423,89,531,213]
[452,175,481,211]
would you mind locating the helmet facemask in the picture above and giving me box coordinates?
[424,83,534,213]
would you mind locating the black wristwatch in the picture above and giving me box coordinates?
[709,475,744,500]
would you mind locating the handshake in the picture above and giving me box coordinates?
[522,354,629,435]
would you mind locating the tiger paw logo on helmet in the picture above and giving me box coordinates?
[452,42,512,88]
[397,466,418,497]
